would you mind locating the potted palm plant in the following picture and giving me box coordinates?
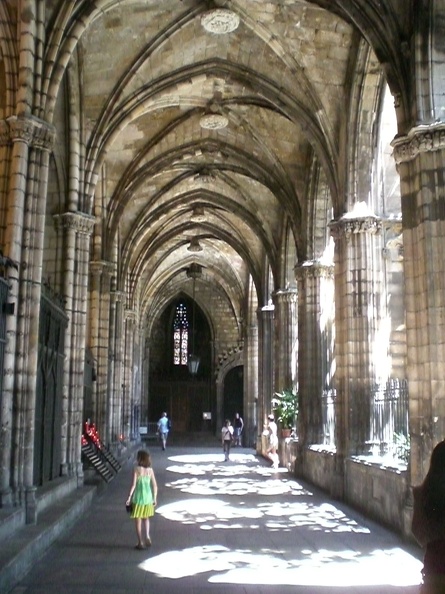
[272,389,298,437]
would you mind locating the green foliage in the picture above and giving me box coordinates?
[393,432,410,463]
[272,389,298,429]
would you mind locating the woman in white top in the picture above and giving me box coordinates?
[221,419,234,461]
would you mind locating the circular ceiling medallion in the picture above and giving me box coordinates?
[199,113,229,130]
[201,9,240,34]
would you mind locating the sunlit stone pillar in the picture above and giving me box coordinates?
[330,213,383,470]
[295,261,334,446]
[258,304,274,429]
[393,124,445,485]
[246,320,259,448]
[272,288,298,394]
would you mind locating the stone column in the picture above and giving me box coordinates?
[110,291,126,442]
[123,309,137,442]
[54,212,95,481]
[392,124,445,485]
[329,214,383,466]
[89,261,114,438]
[295,262,334,446]
[272,288,298,394]
[246,321,259,448]
[258,305,274,429]
[1,116,55,523]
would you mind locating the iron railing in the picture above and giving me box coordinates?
[321,378,409,461]
[368,378,409,460]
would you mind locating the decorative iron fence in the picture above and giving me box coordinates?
[368,378,409,461]
[321,379,409,461]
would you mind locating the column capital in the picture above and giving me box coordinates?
[295,260,334,281]
[272,288,298,305]
[329,214,382,240]
[90,260,115,277]
[0,115,56,150]
[392,122,445,164]
[53,212,96,235]
[125,309,137,321]
[110,290,126,303]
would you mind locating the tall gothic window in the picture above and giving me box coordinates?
[173,302,189,365]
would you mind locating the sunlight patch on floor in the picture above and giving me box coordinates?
[156,497,370,533]
[138,544,422,587]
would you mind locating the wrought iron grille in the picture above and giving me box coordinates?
[369,378,409,461]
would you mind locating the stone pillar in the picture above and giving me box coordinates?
[111,291,126,442]
[123,309,137,442]
[392,124,445,485]
[329,214,383,466]
[272,288,298,393]
[258,305,274,429]
[89,261,114,439]
[54,212,95,481]
[3,116,55,520]
[246,321,259,448]
[295,262,334,446]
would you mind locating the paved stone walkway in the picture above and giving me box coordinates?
[11,444,424,594]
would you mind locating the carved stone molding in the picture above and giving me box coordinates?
[0,116,56,150]
[53,212,95,235]
[383,235,404,261]
[125,309,137,322]
[272,288,298,305]
[201,9,240,34]
[110,290,126,303]
[329,215,382,240]
[295,260,334,281]
[89,260,115,278]
[392,123,445,164]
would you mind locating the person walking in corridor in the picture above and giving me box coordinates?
[126,449,158,550]
[412,440,445,593]
[221,419,234,461]
[233,412,244,446]
[157,412,170,450]
[266,413,279,469]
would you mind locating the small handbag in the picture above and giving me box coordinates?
[126,502,133,514]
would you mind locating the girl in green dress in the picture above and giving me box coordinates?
[126,449,158,549]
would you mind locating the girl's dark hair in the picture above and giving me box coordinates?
[423,441,445,518]
[137,449,151,468]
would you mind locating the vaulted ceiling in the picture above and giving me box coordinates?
[43,0,409,328]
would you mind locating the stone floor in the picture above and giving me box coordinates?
[9,441,424,594]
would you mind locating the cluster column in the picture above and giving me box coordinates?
[123,309,137,441]
[54,212,95,482]
[272,288,298,394]
[258,305,274,427]
[0,116,55,519]
[89,261,114,437]
[329,214,383,471]
[392,124,445,485]
[295,262,334,446]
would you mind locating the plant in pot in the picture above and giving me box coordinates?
[272,389,298,437]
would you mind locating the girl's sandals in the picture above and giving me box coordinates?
[135,543,145,550]
[145,537,152,547]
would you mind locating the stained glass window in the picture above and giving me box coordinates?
[173,302,189,365]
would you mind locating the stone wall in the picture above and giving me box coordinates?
[280,440,412,539]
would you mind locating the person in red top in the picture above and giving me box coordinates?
[412,440,445,593]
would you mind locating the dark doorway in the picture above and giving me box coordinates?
[223,366,243,422]
[149,294,214,432]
